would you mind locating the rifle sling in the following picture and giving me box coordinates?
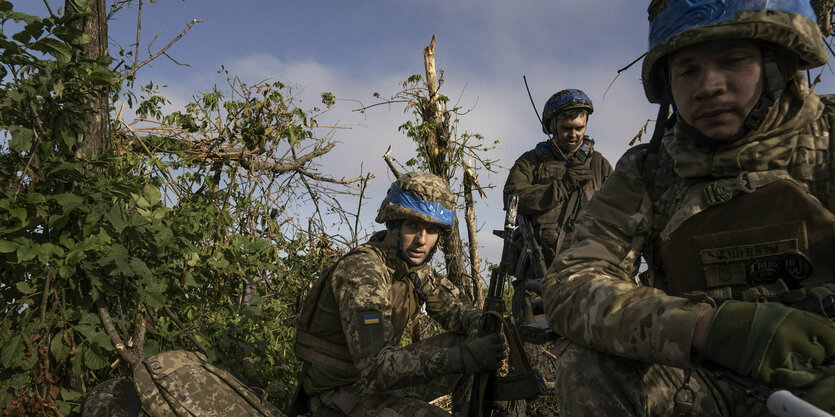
[555,187,582,254]
[492,369,548,401]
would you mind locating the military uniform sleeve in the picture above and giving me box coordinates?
[541,147,711,369]
[504,152,569,215]
[422,269,481,333]
[331,250,455,391]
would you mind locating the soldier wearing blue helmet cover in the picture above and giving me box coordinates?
[291,172,506,416]
[504,89,613,275]
[541,0,835,415]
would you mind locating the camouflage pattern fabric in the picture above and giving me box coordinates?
[503,138,612,267]
[302,231,481,410]
[133,350,284,417]
[309,333,472,417]
[542,74,835,411]
[83,377,145,417]
[556,342,769,417]
[375,172,456,227]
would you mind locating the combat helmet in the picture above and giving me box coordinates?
[643,0,828,104]
[541,89,594,134]
[376,172,455,229]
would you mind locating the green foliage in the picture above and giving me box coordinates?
[0,3,344,415]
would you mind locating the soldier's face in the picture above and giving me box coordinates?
[553,114,587,153]
[399,220,441,264]
[669,39,764,141]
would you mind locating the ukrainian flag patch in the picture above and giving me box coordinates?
[362,312,380,325]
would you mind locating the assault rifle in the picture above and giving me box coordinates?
[511,214,549,325]
[468,194,547,417]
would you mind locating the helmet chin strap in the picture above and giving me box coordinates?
[675,43,787,147]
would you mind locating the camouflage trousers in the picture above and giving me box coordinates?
[308,332,473,417]
[556,342,771,417]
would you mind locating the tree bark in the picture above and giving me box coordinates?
[464,169,483,306]
[421,37,469,299]
[67,0,110,156]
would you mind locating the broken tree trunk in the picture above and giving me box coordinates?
[421,36,473,301]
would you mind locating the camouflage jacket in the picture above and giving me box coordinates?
[302,231,480,395]
[542,74,835,369]
[504,137,612,225]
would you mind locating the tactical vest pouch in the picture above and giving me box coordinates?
[660,179,835,298]
[389,274,420,341]
[133,350,282,417]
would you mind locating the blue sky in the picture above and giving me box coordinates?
[21,1,835,277]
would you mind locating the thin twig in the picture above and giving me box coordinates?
[42,0,54,17]
[383,145,402,178]
[162,51,190,66]
[130,0,142,88]
[118,18,203,83]
[353,169,370,247]
[163,306,207,353]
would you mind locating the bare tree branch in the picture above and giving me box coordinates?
[383,145,402,178]
[97,302,142,367]
[118,18,203,83]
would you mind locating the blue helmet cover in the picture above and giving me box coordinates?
[649,0,817,48]
[542,89,593,118]
[384,185,455,227]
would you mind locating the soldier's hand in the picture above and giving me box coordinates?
[704,301,835,386]
[565,164,593,186]
[459,333,506,374]
[805,374,835,414]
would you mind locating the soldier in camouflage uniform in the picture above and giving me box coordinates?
[542,1,835,415]
[293,172,506,416]
[504,88,613,270]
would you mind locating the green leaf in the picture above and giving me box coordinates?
[104,205,125,233]
[1,335,24,369]
[60,388,82,401]
[70,346,84,376]
[48,213,70,230]
[15,282,35,294]
[129,258,151,279]
[9,207,26,223]
[36,242,63,262]
[55,400,74,417]
[90,331,113,351]
[8,125,33,152]
[83,348,109,370]
[142,184,161,205]
[52,27,91,46]
[16,243,36,262]
[0,240,19,253]
[19,352,37,370]
[25,193,46,204]
[30,38,71,64]
[53,193,83,214]
[51,332,69,362]
[73,324,96,341]
[58,264,75,279]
